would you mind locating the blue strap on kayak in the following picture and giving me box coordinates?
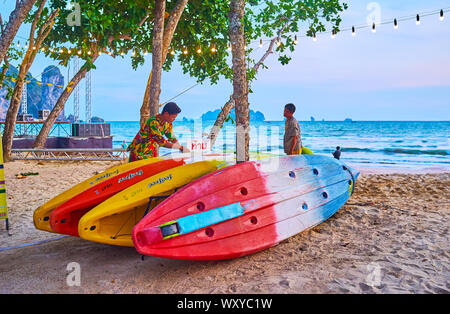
[177,202,244,235]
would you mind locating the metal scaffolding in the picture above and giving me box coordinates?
[73,57,80,122]
[85,70,91,123]
[11,148,127,161]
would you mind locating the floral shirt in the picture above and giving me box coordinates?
[126,115,177,159]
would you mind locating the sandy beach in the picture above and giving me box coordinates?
[0,159,449,294]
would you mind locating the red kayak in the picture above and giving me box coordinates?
[50,158,185,237]
[132,155,359,260]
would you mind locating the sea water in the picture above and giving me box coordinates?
[110,120,450,170]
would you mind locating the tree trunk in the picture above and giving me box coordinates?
[33,54,99,149]
[2,67,28,161]
[0,15,11,91]
[229,0,249,163]
[2,2,57,161]
[146,0,166,125]
[208,22,288,150]
[140,0,188,126]
[0,0,36,64]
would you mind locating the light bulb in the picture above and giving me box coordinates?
[416,14,420,25]
[211,45,216,53]
[294,35,298,44]
[78,50,82,55]
[259,39,263,48]
[394,19,398,29]
[440,9,444,21]
[183,49,188,55]
[59,49,63,53]
[197,47,202,54]
[352,26,356,36]
[372,23,376,33]
[312,34,317,42]
[68,49,71,54]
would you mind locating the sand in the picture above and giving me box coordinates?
[0,160,449,294]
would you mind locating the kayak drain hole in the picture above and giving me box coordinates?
[302,203,308,210]
[343,166,348,171]
[90,225,96,231]
[313,169,319,176]
[240,187,248,196]
[348,180,352,185]
[322,192,328,199]
[250,216,258,225]
[43,216,49,221]
[289,171,296,178]
[205,228,214,237]
[196,202,205,211]
[61,218,67,224]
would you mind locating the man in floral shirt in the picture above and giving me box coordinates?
[127,102,189,162]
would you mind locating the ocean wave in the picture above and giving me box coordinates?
[341,147,449,156]
[341,147,374,153]
[383,148,449,156]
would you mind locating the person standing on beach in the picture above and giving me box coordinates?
[126,102,190,162]
[283,103,302,155]
[333,146,341,160]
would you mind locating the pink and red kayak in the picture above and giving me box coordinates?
[132,155,359,260]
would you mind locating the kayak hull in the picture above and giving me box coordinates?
[133,155,359,260]
[78,160,229,247]
[49,158,185,236]
[33,157,163,233]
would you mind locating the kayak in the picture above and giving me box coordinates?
[132,154,359,260]
[49,158,185,237]
[33,157,164,233]
[78,159,229,247]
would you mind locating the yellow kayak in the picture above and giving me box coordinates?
[78,159,229,247]
[33,157,163,233]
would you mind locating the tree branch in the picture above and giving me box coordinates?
[28,0,47,49]
[253,19,291,74]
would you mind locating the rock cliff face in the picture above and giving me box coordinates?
[0,65,64,121]
[37,66,64,120]
[201,108,265,122]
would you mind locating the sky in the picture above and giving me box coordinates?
[1,0,450,121]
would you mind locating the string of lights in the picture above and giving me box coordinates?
[11,7,448,59]
[7,7,448,88]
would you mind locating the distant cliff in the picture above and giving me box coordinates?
[201,108,265,122]
[0,65,64,121]
[37,66,65,120]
